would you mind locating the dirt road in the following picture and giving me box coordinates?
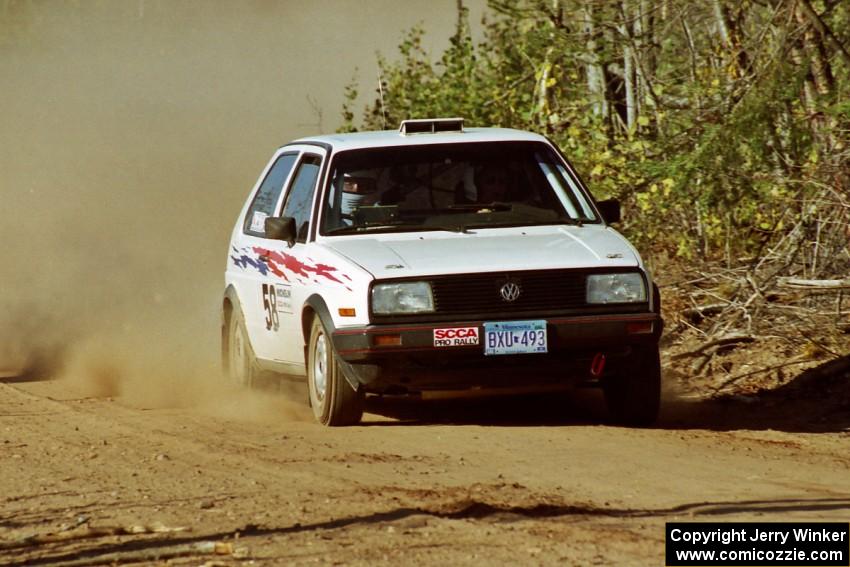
[2,370,850,566]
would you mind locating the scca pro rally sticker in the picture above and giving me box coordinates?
[434,327,480,347]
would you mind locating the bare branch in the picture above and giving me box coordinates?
[796,0,850,67]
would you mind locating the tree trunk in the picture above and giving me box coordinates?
[712,0,749,79]
[796,5,835,99]
[797,0,850,68]
[583,4,610,125]
[680,15,701,111]
[790,43,818,115]
[620,0,637,131]
[637,0,656,118]
[535,47,554,129]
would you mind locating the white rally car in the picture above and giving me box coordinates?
[222,118,662,426]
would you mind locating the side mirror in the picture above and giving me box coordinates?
[597,199,621,224]
[265,216,297,246]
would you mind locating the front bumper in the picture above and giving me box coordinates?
[332,313,662,393]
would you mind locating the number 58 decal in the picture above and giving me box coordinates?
[262,283,279,331]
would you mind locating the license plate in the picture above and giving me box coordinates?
[483,320,548,356]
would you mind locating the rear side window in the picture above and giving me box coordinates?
[244,153,298,237]
[281,154,322,242]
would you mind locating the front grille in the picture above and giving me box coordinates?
[371,268,648,323]
[431,270,586,315]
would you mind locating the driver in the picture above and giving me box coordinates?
[341,175,368,213]
[474,162,512,203]
[329,173,376,229]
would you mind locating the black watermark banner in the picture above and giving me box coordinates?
[666,522,849,566]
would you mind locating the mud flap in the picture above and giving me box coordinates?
[336,357,360,391]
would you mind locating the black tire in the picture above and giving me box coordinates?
[307,316,363,426]
[604,345,661,426]
[225,305,258,388]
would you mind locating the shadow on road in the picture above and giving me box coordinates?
[661,354,850,433]
[5,346,847,433]
[0,347,66,385]
[6,494,850,567]
[0,367,53,384]
[363,388,608,427]
[361,355,850,433]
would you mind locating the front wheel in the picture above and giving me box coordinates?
[307,316,363,426]
[603,345,661,426]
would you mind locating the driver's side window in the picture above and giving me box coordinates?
[244,153,297,237]
[280,154,322,243]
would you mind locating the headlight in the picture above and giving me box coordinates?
[586,273,646,304]
[372,282,434,314]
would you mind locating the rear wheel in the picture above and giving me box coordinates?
[225,306,258,388]
[307,316,363,426]
[603,345,661,426]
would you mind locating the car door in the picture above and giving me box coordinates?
[240,146,327,365]
[228,149,299,365]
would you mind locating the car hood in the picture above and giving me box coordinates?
[323,225,641,280]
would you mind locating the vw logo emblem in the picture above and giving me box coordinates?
[500,282,521,302]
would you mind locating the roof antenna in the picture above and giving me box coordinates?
[377,69,388,130]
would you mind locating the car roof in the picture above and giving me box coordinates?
[285,127,549,152]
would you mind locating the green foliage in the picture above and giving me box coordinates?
[339,73,360,134]
[341,0,850,261]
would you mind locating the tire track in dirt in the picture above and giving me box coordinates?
[3,378,850,565]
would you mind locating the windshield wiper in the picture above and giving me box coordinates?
[325,224,400,235]
[326,223,469,235]
[421,224,470,233]
[444,203,513,213]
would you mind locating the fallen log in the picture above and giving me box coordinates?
[671,333,756,360]
[682,303,727,322]
[778,278,850,290]
[0,523,188,551]
[28,541,235,567]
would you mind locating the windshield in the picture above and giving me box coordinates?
[320,141,598,235]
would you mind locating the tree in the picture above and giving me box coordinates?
[343,0,850,268]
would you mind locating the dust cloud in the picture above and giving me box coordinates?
[0,0,485,415]
[56,334,313,422]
